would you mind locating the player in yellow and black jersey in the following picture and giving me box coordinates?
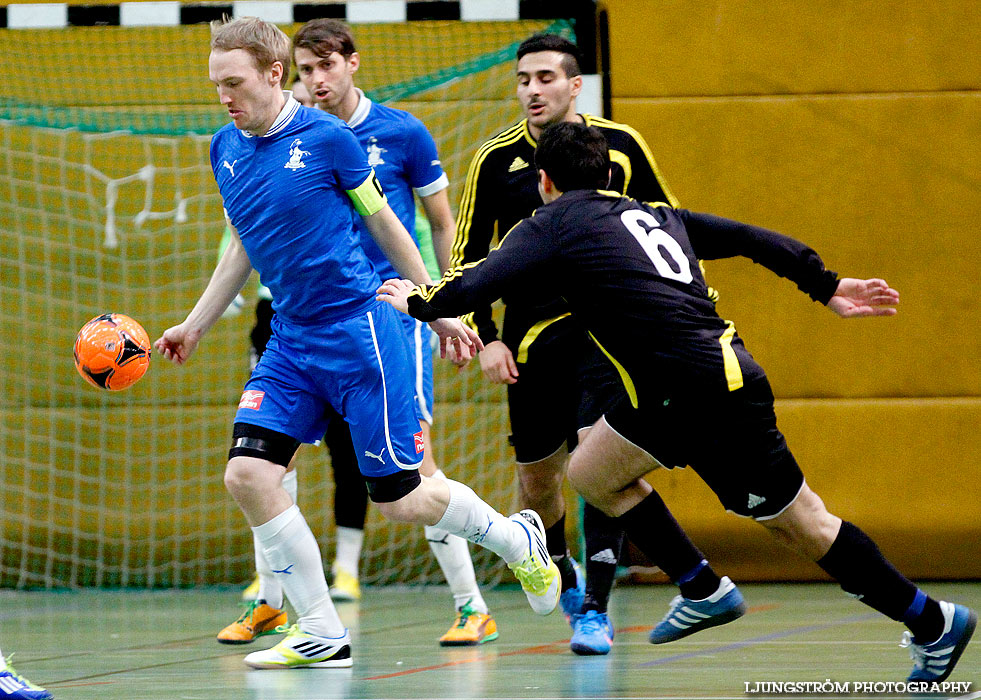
[449,34,730,656]
[453,113,681,344]
[413,126,849,442]
[381,123,976,683]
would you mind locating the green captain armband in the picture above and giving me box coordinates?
[346,171,387,216]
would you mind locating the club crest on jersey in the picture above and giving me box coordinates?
[366,137,386,167]
[284,139,311,170]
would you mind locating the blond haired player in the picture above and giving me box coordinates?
[156,17,559,670]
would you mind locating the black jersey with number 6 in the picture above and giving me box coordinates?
[410,190,839,407]
[451,116,679,346]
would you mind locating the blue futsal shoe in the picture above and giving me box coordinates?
[0,656,52,700]
[902,601,976,682]
[570,610,614,656]
[560,558,585,624]
[649,576,747,644]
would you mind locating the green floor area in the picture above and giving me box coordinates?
[2,582,978,699]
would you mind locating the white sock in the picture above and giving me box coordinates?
[282,469,298,504]
[253,532,283,609]
[434,479,526,564]
[252,504,344,638]
[424,470,487,613]
[252,471,298,609]
[333,526,364,577]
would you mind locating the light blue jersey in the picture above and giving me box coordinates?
[210,95,382,325]
[347,91,448,282]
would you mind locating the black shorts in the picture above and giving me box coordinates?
[604,375,804,520]
[249,298,274,370]
[576,343,629,431]
[506,319,627,463]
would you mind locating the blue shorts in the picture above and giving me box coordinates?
[235,300,425,479]
[397,313,435,425]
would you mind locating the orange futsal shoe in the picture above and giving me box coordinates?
[217,599,288,645]
[438,602,499,646]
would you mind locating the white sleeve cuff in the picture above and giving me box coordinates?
[413,173,449,198]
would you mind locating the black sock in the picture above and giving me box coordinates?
[902,590,946,643]
[582,503,624,613]
[616,490,716,589]
[545,515,577,591]
[677,559,722,601]
[544,514,568,558]
[817,521,944,641]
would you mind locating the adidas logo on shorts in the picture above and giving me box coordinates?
[747,493,767,509]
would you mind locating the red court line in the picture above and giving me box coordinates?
[362,603,780,680]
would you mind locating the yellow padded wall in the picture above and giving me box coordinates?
[602,0,981,578]
[606,0,980,96]
[603,0,980,397]
[613,94,981,398]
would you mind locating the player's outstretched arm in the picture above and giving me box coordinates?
[827,278,899,318]
[154,221,253,365]
[377,278,483,360]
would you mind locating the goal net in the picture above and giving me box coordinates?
[0,17,574,588]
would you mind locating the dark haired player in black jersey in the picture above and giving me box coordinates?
[451,33,733,655]
[381,122,976,682]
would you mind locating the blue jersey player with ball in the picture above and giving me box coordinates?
[154,16,559,670]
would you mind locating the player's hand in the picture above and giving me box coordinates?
[479,340,519,384]
[445,341,473,371]
[376,277,413,314]
[376,278,482,361]
[153,323,202,365]
[828,278,899,318]
[428,317,484,360]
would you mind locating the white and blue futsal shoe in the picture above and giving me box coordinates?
[902,601,976,682]
[0,656,52,700]
[507,510,561,615]
[649,576,747,644]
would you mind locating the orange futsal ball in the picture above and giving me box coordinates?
[73,313,151,391]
